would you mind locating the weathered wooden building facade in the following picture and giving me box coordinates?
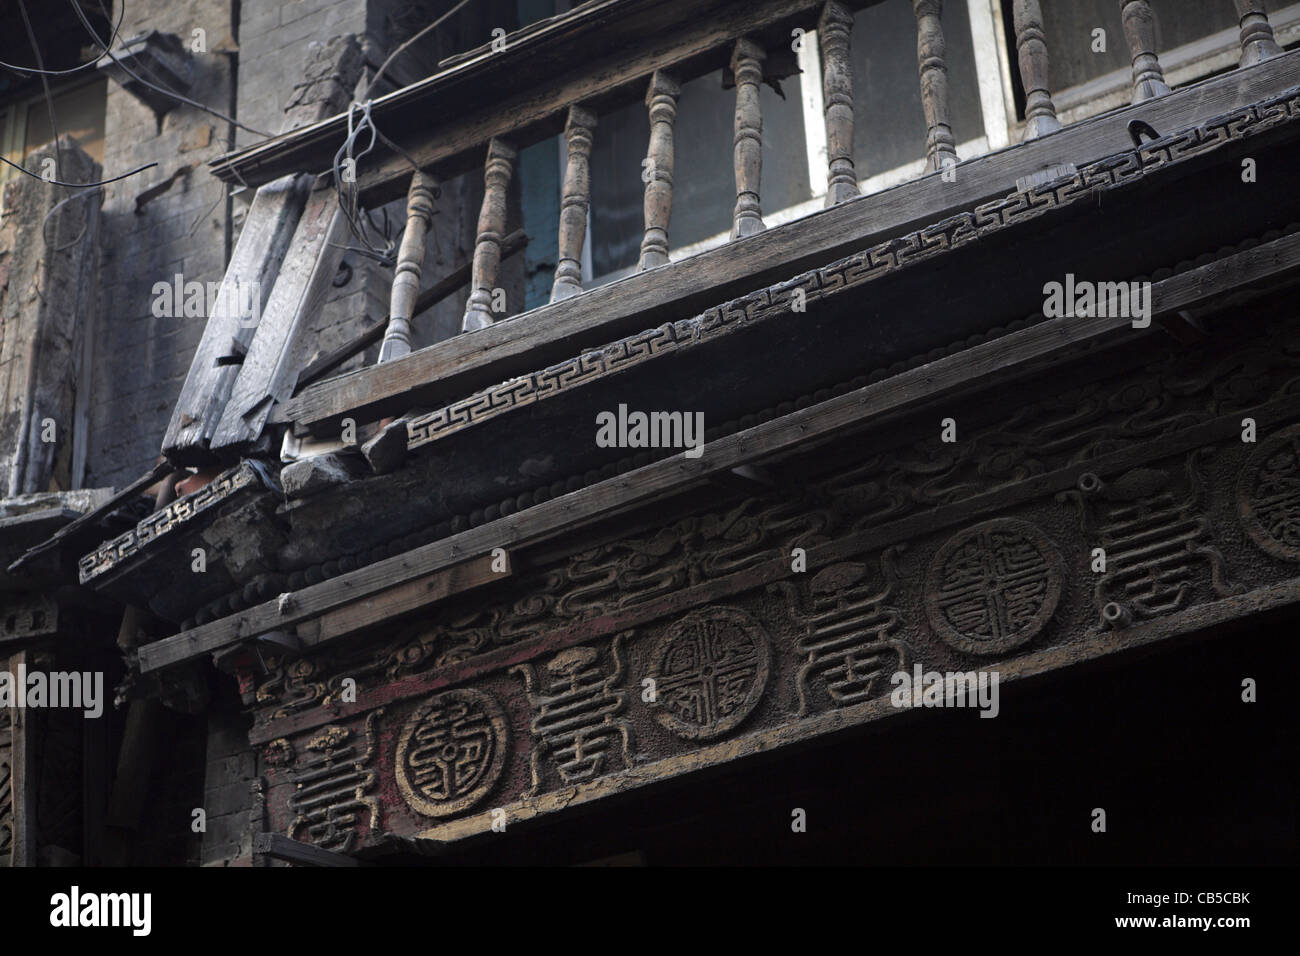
[2,0,1298,866]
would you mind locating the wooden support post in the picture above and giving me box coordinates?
[1234,0,1283,67]
[210,184,350,452]
[913,0,959,173]
[1012,0,1063,140]
[379,172,438,363]
[819,2,860,203]
[1121,1,1171,103]
[551,106,597,302]
[731,37,767,239]
[638,71,681,271]
[462,138,518,332]
[7,652,36,867]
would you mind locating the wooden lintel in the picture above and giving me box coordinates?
[253,832,360,867]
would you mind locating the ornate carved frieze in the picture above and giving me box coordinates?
[78,461,267,583]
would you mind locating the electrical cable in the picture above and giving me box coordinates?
[0,0,124,76]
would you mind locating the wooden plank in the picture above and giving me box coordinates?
[138,230,1300,674]
[280,49,1300,432]
[7,651,36,867]
[294,554,505,646]
[253,832,359,867]
[5,460,171,574]
[162,175,313,463]
[210,185,349,452]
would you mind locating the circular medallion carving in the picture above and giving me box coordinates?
[924,518,1064,655]
[650,607,770,740]
[395,688,508,818]
[1238,424,1300,561]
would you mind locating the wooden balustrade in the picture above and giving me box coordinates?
[820,2,860,203]
[1121,1,1171,103]
[731,37,767,238]
[638,71,681,271]
[551,106,597,302]
[378,171,437,363]
[462,137,517,332]
[1234,0,1283,67]
[376,0,1296,346]
[1012,0,1062,140]
[913,0,958,172]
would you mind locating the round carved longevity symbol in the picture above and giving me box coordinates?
[924,518,1064,656]
[1238,424,1300,561]
[650,607,770,740]
[395,688,508,818]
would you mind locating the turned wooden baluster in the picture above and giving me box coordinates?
[638,71,680,271]
[379,171,437,362]
[1234,0,1283,67]
[819,2,859,204]
[1012,0,1062,140]
[551,106,597,302]
[731,37,766,239]
[1120,1,1170,103]
[913,0,959,172]
[462,137,517,332]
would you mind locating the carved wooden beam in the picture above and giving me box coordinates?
[1234,0,1283,67]
[462,138,518,332]
[913,0,959,172]
[731,37,767,238]
[638,71,681,271]
[551,106,597,302]
[379,172,438,363]
[819,2,859,203]
[1121,1,1171,103]
[1012,0,1062,140]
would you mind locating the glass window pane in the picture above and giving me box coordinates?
[589,66,812,277]
[1036,0,1238,93]
[850,0,984,177]
[23,78,106,166]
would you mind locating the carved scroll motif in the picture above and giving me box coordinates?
[774,550,906,716]
[513,636,633,797]
[462,138,517,331]
[925,518,1065,655]
[551,106,597,302]
[395,689,508,818]
[648,607,771,740]
[285,712,382,852]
